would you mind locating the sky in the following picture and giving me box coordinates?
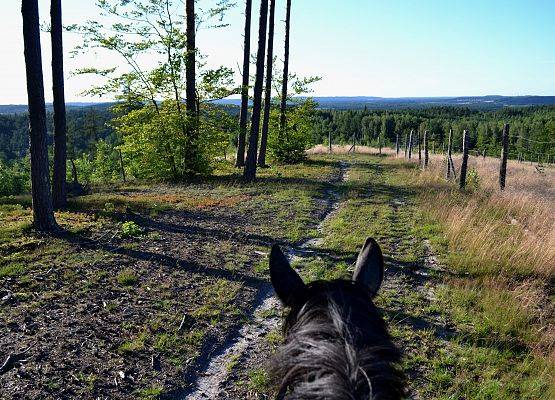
[1,0,554,104]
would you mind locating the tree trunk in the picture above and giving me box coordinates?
[185,0,197,170]
[119,149,127,183]
[50,0,67,210]
[235,0,252,168]
[22,0,58,232]
[257,0,276,167]
[279,0,291,135]
[243,0,269,181]
[395,133,399,157]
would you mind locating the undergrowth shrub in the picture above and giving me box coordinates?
[0,159,30,196]
[269,100,318,164]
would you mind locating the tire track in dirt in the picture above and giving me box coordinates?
[182,161,349,400]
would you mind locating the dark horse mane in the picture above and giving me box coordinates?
[270,279,405,399]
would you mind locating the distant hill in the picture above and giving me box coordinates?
[0,102,114,115]
[2,96,555,114]
[215,95,555,110]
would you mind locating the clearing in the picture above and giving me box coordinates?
[1,154,552,399]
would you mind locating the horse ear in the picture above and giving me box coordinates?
[269,244,306,307]
[353,237,384,296]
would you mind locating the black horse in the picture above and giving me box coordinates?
[269,238,406,399]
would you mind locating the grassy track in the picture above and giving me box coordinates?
[1,153,552,399]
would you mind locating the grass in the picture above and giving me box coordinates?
[247,368,271,393]
[0,158,339,399]
[0,263,25,278]
[288,152,554,399]
[117,268,139,286]
[396,152,555,399]
[2,151,552,399]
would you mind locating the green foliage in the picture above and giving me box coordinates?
[71,153,94,185]
[120,221,144,238]
[0,159,29,196]
[68,0,238,179]
[91,140,122,182]
[269,100,318,164]
[113,101,232,179]
[466,167,481,189]
[117,268,139,286]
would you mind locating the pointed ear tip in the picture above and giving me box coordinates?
[270,243,282,257]
[363,237,376,246]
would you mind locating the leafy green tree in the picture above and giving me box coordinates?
[269,99,318,164]
[70,0,236,180]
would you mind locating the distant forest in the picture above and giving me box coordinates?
[0,106,114,163]
[2,104,555,168]
[312,105,555,161]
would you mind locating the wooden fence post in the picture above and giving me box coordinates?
[423,130,429,168]
[408,130,414,159]
[446,129,453,179]
[418,131,422,164]
[395,133,400,157]
[499,123,509,190]
[459,130,469,189]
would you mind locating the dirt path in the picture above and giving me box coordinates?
[183,157,457,399]
[182,162,350,399]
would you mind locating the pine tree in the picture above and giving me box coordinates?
[51,0,67,209]
[22,0,58,231]
[257,0,276,167]
[235,0,252,167]
[243,0,269,181]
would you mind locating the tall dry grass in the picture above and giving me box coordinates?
[308,144,397,156]
[413,152,555,278]
[401,150,554,361]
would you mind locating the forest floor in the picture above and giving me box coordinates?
[1,154,552,399]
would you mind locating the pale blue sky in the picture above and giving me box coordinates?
[0,0,554,103]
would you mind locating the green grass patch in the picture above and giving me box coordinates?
[117,269,139,286]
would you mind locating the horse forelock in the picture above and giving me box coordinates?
[270,280,406,400]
